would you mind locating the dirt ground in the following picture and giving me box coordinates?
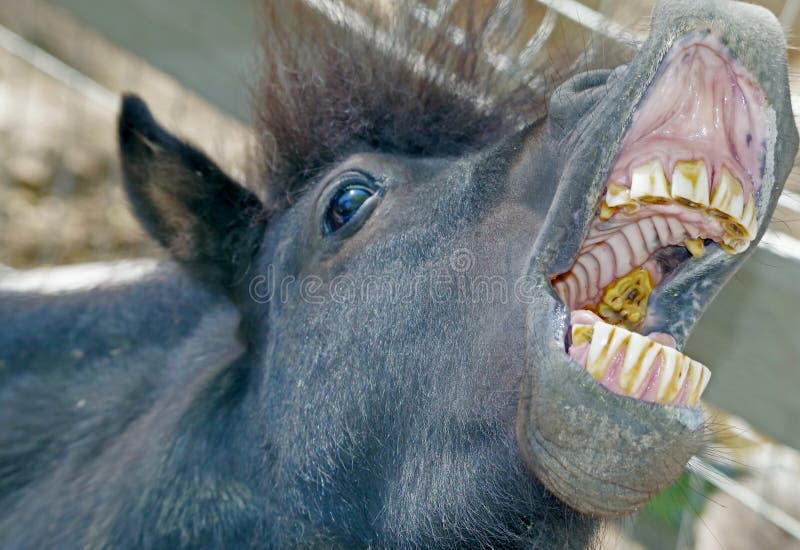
[0,47,160,268]
[0,0,254,269]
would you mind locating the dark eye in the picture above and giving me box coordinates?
[324,174,380,234]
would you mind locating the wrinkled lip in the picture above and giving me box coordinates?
[549,34,769,409]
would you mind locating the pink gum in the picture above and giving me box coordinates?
[607,35,766,199]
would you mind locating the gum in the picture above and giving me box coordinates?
[607,34,767,199]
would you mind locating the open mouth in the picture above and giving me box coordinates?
[549,34,768,408]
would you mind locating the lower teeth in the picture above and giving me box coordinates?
[684,238,705,258]
[569,315,711,407]
[595,267,653,329]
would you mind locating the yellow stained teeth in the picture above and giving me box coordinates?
[618,332,661,395]
[586,321,627,380]
[739,199,757,238]
[600,162,758,256]
[559,156,758,410]
[572,320,711,407]
[571,325,594,346]
[671,160,710,207]
[721,234,750,253]
[605,182,633,207]
[685,238,705,258]
[602,183,639,218]
[595,267,653,329]
[599,202,615,220]
[710,167,745,219]
[685,361,711,407]
[631,160,671,203]
[656,347,690,403]
[723,220,748,238]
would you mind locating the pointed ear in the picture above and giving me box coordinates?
[118,94,265,288]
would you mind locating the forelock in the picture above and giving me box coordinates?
[254,0,631,214]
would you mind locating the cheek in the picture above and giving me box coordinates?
[470,205,541,272]
[477,312,527,388]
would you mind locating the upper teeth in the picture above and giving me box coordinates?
[671,160,710,207]
[631,160,671,202]
[603,160,757,251]
[710,167,745,219]
[575,320,710,407]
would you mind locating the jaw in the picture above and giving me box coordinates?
[517,0,798,517]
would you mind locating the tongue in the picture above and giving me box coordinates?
[568,310,708,408]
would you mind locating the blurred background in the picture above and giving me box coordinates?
[0,0,798,548]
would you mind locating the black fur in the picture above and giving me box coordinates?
[119,95,265,288]
[254,1,581,213]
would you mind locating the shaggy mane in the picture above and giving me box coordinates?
[255,0,628,213]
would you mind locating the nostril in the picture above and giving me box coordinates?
[566,69,614,94]
[548,69,617,138]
